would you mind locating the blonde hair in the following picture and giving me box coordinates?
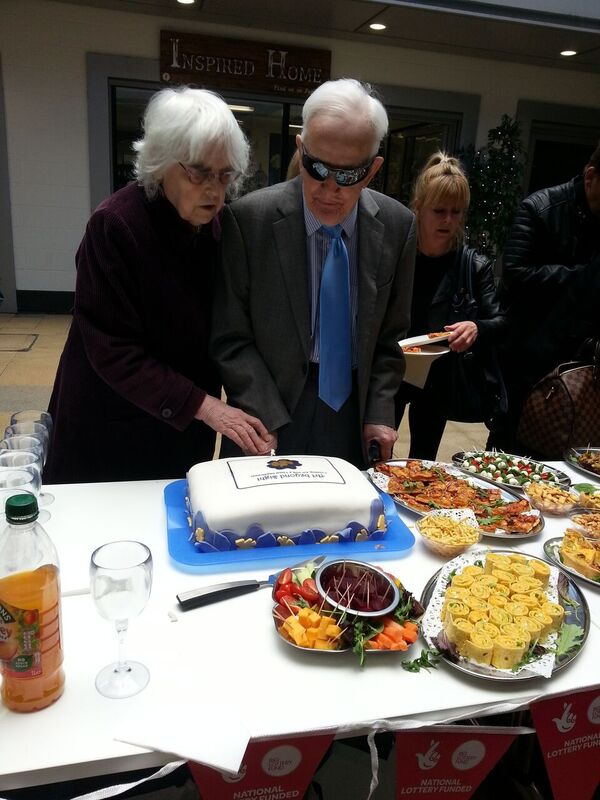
[411,152,470,245]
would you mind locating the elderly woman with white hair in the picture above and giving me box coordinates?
[45,87,271,483]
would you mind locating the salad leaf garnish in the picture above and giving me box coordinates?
[477,515,504,526]
[401,648,441,673]
[352,620,383,668]
[554,624,585,659]
[573,483,597,495]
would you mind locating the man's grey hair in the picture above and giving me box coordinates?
[301,78,388,156]
[133,86,250,198]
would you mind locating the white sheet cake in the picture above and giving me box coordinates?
[186,455,386,551]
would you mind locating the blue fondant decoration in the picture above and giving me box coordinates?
[337,527,354,542]
[246,523,266,540]
[298,530,317,545]
[370,529,386,541]
[256,532,278,548]
[194,541,220,553]
[204,530,234,551]
[346,521,364,536]
[311,529,326,542]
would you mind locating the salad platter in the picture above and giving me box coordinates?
[564,447,600,482]
[271,559,424,665]
[452,450,571,490]
[370,460,543,539]
[420,549,589,681]
[544,537,600,590]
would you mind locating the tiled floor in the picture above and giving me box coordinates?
[0,312,490,460]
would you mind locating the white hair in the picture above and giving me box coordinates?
[133,87,250,198]
[302,78,388,156]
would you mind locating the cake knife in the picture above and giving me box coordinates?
[176,554,326,611]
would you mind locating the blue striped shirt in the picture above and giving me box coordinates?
[302,196,359,367]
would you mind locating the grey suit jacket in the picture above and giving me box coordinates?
[211,176,416,433]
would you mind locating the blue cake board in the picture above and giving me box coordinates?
[165,479,414,574]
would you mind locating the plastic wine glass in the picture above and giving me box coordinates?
[5,422,49,451]
[0,450,54,508]
[90,541,153,699]
[0,470,49,522]
[0,435,46,465]
[10,410,53,436]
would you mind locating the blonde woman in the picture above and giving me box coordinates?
[395,152,507,459]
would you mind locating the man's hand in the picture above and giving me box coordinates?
[195,396,274,455]
[445,321,478,353]
[363,423,397,463]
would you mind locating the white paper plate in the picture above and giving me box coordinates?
[398,336,451,389]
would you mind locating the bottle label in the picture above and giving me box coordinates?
[0,600,41,678]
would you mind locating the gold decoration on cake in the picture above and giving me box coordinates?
[194,527,205,543]
[319,534,340,544]
[377,514,385,530]
[235,538,257,549]
[276,535,295,547]
[355,529,369,542]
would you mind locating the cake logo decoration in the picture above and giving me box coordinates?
[267,458,302,470]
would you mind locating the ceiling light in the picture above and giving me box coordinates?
[228,105,254,113]
[560,50,577,57]
[177,0,195,5]
[370,22,387,31]
[288,124,303,129]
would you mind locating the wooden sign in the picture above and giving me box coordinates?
[160,30,331,98]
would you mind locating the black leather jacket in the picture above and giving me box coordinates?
[427,245,508,348]
[499,175,600,386]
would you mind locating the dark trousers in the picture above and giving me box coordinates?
[277,364,365,468]
[394,382,448,461]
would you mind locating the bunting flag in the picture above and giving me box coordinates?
[189,733,333,800]
[530,684,600,800]
[395,725,525,799]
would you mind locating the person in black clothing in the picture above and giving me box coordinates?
[395,152,507,459]
[489,142,600,454]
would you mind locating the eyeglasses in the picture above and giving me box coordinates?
[300,146,375,187]
[179,162,240,186]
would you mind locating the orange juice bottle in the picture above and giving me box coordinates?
[0,494,65,711]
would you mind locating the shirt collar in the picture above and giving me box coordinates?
[302,188,358,238]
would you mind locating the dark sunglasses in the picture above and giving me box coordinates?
[301,146,375,187]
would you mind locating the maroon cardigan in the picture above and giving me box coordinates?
[45,183,220,483]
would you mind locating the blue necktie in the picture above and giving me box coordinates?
[318,224,352,411]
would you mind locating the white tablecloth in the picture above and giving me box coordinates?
[0,463,598,790]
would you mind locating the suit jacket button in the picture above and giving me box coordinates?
[161,408,172,419]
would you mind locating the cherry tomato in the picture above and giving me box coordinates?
[274,568,293,592]
[275,586,294,603]
[22,610,37,626]
[298,577,320,604]
[274,602,300,620]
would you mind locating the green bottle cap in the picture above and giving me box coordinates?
[5,493,39,523]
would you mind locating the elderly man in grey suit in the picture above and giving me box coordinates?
[211,78,416,467]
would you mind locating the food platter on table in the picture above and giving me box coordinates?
[564,447,600,482]
[544,537,600,590]
[369,459,544,539]
[451,450,571,491]
[271,559,424,665]
[419,548,589,681]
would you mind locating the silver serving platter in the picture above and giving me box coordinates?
[272,560,417,657]
[420,549,590,681]
[369,459,544,539]
[544,537,600,590]
[564,447,600,483]
[452,450,571,491]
